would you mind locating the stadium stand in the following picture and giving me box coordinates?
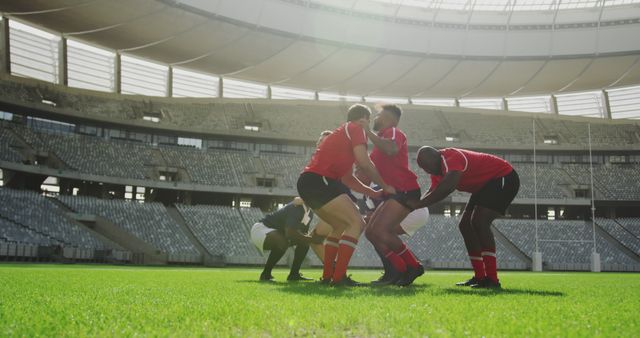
[0,217,59,246]
[3,120,640,201]
[616,218,640,239]
[176,204,260,262]
[1,75,639,150]
[0,188,115,249]
[596,218,640,254]
[58,195,199,258]
[494,219,640,270]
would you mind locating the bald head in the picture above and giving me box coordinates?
[416,146,442,175]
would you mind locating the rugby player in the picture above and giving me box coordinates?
[250,197,322,281]
[297,104,396,286]
[409,147,520,288]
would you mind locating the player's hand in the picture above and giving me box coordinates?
[382,184,396,195]
[406,199,421,211]
[309,230,325,244]
[368,188,383,200]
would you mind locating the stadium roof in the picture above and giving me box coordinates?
[0,0,639,99]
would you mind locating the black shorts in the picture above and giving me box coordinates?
[385,189,421,210]
[297,172,348,210]
[465,170,520,215]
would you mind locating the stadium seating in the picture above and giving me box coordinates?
[176,204,260,259]
[494,219,639,270]
[0,188,114,249]
[1,75,639,150]
[596,218,640,254]
[615,218,640,239]
[58,195,199,256]
[0,126,23,163]
[159,145,240,185]
[2,121,640,201]
[0,217,59,246]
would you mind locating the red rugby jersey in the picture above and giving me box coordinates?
[430,148,513,193]
[369,127,419,192]
[303,122,368,180]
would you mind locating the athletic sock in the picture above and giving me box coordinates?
[374,245,392,276]
[482,248,498,283]
[332,235,358,282]
[322,237,340,281]
[396,243,421,269]
[384,249,407,273]
[469,251,486,280]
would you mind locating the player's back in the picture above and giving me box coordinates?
[304,122,367,180]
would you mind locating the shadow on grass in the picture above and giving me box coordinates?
[236,279,431,297]
[440,287,565,297]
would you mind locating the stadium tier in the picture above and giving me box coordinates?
[2,122,640,201]
[0,188,115,250]
[1,75,639,150]
[1,186,638,270]
[58,195,200,261]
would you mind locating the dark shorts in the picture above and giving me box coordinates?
[385,188,421,210]
[297,172,348,210]
[465,169,520,215]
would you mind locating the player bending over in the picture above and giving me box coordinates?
[409,147,520,289]
[297,104,395,287]
[250,197,322,282]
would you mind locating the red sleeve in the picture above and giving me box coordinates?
[346,122,367,148]
[442,149,467,173]
[391,128,407,149]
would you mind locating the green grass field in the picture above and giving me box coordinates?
[1,264,638,337]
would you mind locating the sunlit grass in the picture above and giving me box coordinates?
[1,264,638,337]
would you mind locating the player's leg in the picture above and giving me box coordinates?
[470,205,501,288]
[288,243,312,281]
[367,198,423,286]
[456,202,486,286]
[314,194,366,285]
[297,172,363,285]
[261,231,290,281]
[308,219,333,261]
[470,170,520,289]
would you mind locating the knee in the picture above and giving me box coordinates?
[365,226,377,242]
[347,216,365,233]
[470,217,490,232]
[275,238,289,252]
[459,219,473,233]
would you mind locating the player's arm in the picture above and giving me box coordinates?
[284,207,313,245]
[285,228,313,245]
[341,173,381,199]
[366,130,398,156]
[353,144,396,195]
[409,171,462,210]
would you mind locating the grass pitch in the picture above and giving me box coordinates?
[0,264,638,337]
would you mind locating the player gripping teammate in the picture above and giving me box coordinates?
[409,147,520,289]
[250,197,322,282]
[297,104,395,286]
[364,104,426,286]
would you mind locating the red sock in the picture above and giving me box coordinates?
[384,249,407,273]
[322,237,339,280]
[332,235,358,282]
[396,243,421,269]
[482,248,498,283]
[469,251,485,279]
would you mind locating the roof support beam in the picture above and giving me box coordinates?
[114,52,121,94]
[601,89,612,120]
[58,36,67,86]
[550,95,559,115]
[0,17,9,75]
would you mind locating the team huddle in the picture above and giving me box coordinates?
[250,104,520,288]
